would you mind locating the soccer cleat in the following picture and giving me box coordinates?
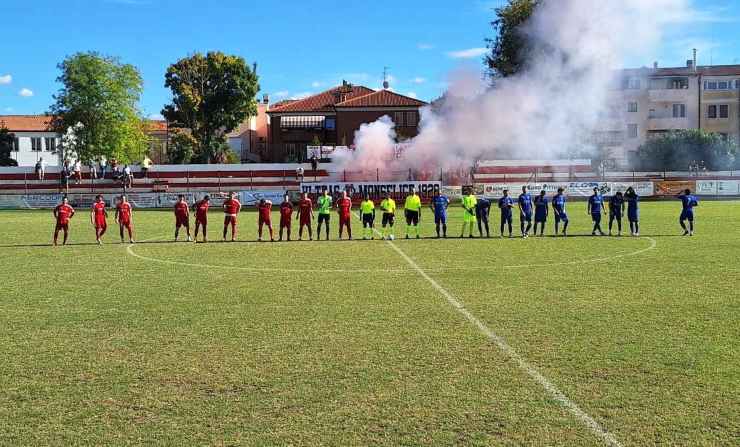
[187,236,192,242]
[96,239,102,245]
[617,232,621,237]
[682,231,689,236]
[634,233,639,237]
[406,235,410,239]
[416,235,420,239]
[130,240,136,244]
[689,231,694,236]
[592,231,597,236]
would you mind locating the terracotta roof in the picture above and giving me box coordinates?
[144,120,168,132]
[336,89,427,108]
[0,115,54,132]
[268,85,376,113]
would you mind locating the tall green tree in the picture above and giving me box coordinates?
[635,129,738,171]
[485,0,541,78]
[0,127,19,166]
[49,52,148,163]
[162,52,259,164]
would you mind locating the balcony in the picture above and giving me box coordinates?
[648,116,690,131]
[648,88,691,103]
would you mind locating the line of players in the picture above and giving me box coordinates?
[50,186,700,245]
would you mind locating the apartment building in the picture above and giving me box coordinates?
[594,59,740,167]
[0,115,61,167]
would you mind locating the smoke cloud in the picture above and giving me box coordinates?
[344,0,695,171]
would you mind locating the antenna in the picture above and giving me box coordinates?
[383,66,390,89]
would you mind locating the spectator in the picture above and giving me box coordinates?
[310,155,319,181]
[99,156,108,179]
[60,160,71,193]
[35,157,47,181]
[73,159,82,184]
[112,162,122,182]
[141,155,153,179]
[296,166,305,182]
[88,159,97,180]
[699,160,707,175]
[123,164,133,188]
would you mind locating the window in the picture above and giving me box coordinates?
[718,81,729,90]
[626,78,641,89]
[628,102,638,113]
[720,104,729,118]
[13,138,20,151]
[280,116,326,129]
[45,137,56,152]
[324,117,336,130]
[31,137,42,151]
[394,112,406,127]
[735,80,740,90]
[628,124,638,138]
[705,81,718,90]
[406,111,418,127]
[672,104,686,118]
[705,80,732,91]
[708,105,717,118]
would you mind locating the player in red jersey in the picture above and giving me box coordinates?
[174,194,192,242]
[336,190,353,240]
[278,194,293,241]
[90,195,108,245]
[52,196,75,246]
[115,195,135,243]
[193,195,210,243]
[257,198,275,242]
[222,191,241,241]
[296,192,313,241]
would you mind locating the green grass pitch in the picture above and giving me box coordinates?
[0,201,738,445]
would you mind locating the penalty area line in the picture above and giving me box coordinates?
[374,229,623,446]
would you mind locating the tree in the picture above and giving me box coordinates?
[635,129,737,171]
[485,0,541,78]
[0,127,18,166]
[49,52,148,163]
[162,52,259,164]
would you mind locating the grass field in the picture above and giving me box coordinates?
[0,201,738,446]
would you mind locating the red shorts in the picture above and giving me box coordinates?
[224,215,237,226]
[299,214,311,226]
[175,215,189,227]
[258,217,271,226]
[195,214,207,225]
[339,214,351,226]
[95,218,107,229]
[55,222,69,232]
[280,217,291,229]
[119,219,132,228]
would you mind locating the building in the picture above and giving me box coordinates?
[0,115,60,167]
[266,81,427,162]
[594,57,740,167]
[227,95,271,162]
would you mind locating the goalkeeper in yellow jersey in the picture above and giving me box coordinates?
[460,188,478,238]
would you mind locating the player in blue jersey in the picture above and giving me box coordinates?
[587,187,607,236]
[678,188,699,236]
[552,187,569,237]
[430,191,450,238]
[608,191,625,236]
[625,186,640,236]
[518,186,533,238]
[475,196,492,237]
[498,189,515,238]
[533,190,549,236]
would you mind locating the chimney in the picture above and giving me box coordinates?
[262,93,269,104]
[653,61,659,69]
[686,59,694,70]
[693,48,698,71]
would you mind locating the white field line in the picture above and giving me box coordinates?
[363,217,624,447]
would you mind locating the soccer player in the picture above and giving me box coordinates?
[587,187,607,236]
[174,194,192,242]
[678,188,699,236]
[53,196,75,246]
[625,187,640,236]
[608,191,625,236]
[297,192,314,241]
[380,192,396,240]
[90,195,108,245]
[552,187,569,237]
[430,190,449,238]
[404,187,422,239]
[476,196,491,238]
[222,192,241,241]
[359,194,376,240]
[257,198,274,242]
[533,190,549,236]
[193,195,210,243]
[316,190,332,240]
[460,188,477,238]
[279,194,293,241]
[336,190,353,240]
[115,195,135,243]
[518,186,533,238]
[498,189,514,238]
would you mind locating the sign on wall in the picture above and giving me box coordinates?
[300,181,441,198]
[654,180,696,196]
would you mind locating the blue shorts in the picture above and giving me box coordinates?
[555,213,568,223]
[592,213,602,223]
[610,212,622,220]
[434,213,447,225]
[534,211,547,223]
[520,211,532,222]
[501,213,513,224]
[628,210,639,222]
[680,210,694,221]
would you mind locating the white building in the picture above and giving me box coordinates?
[0,115,62,167]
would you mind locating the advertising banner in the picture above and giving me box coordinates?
[0,194,63,209]
[240,191,289,206]
[441,186,463,201]
[607,182,655,197]
[478,182,609,198]
[300,181,441,199]
[654,180,696,196]
[696,180,740,195]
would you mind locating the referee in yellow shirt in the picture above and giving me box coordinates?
[359,194,376,240]
[404,186,422,239]
[380,192,396,240]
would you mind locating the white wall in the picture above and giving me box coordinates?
[10,132,62,167]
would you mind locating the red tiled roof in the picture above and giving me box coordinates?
[336,89,427,108]
[0,115,54,132]
[145,120,168,132]
[268,85,376,113]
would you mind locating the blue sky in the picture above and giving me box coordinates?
[1,0,739,118]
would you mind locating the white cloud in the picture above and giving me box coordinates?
[3,107,14,112]
[0,74,11,85]
[290,92,313,100]
[147,113,164,120]
[311,81,323,88]
[417,43,434,50]
[406,91,418,99]
[19,88,33,97]
[273,90,289,98]
[447,47,488,59]
[411,77,427,84]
